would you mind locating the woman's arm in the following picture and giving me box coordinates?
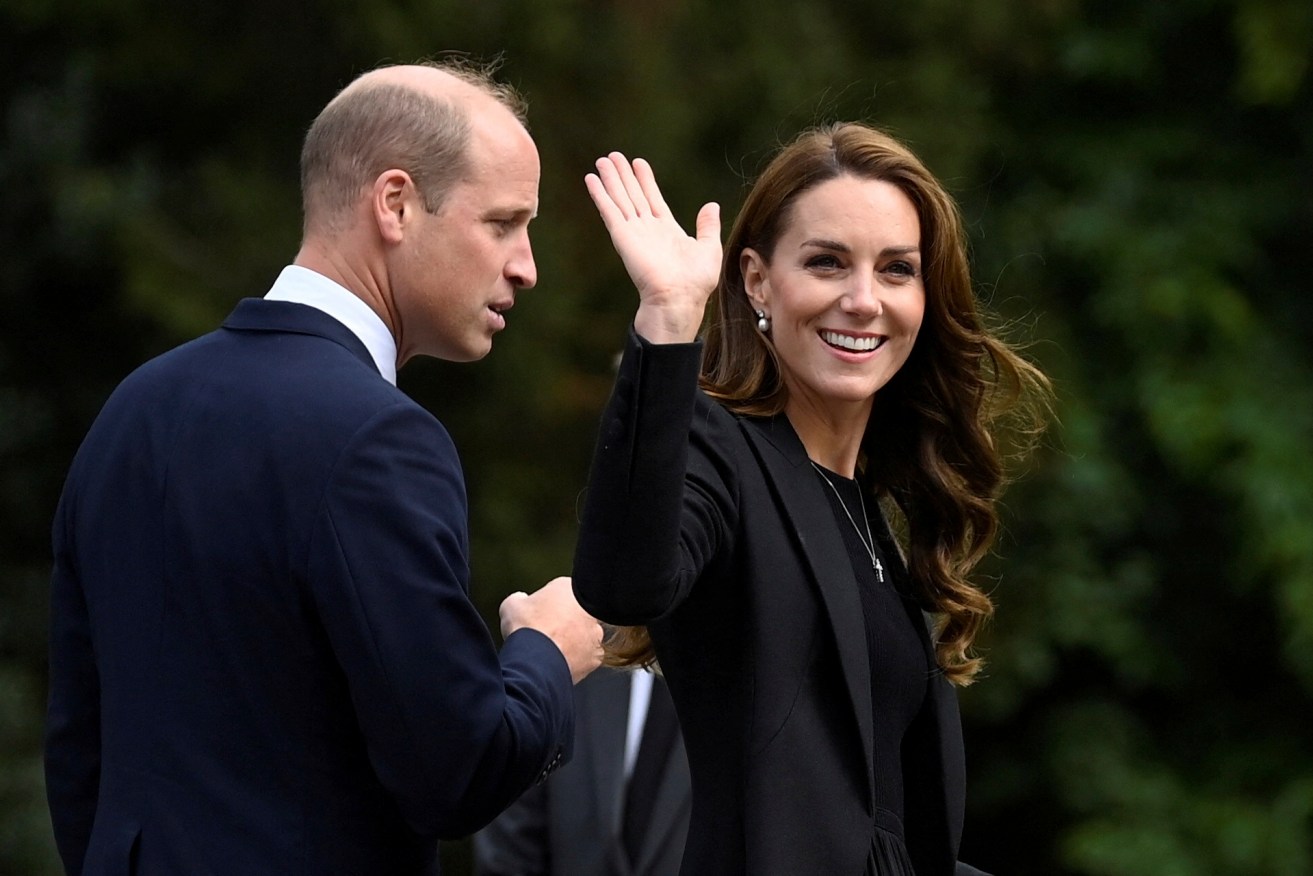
[573,155,733,625]
[573,329,738,625]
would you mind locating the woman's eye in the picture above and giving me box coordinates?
[885,260,919,278]
[805,254,842,270]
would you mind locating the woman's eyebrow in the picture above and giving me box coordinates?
[800,239,921,258]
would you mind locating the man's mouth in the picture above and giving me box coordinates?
[819,330,885,353]
[487,301,513,331]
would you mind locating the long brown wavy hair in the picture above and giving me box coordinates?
[606,122,1050,686]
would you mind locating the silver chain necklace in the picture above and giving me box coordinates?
[809,461,884,583]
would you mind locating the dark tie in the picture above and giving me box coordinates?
[622,675,679,865]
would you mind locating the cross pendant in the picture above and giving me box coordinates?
[874,558,884,582]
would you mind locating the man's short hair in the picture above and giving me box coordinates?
[300,58,528,234]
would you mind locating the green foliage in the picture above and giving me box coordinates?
[3,0,1310,873]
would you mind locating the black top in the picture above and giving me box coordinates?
[813,465,928,875]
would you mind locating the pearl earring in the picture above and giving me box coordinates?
[755,310,771,333]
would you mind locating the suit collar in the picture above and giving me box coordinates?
[263,266,398,384]
[221,298,380,378]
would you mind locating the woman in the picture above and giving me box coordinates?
[573,123,1048,876]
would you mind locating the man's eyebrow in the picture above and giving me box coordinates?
[484,206,537,222]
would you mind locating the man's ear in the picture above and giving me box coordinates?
[372,169,415,245]
[741,247,770,310]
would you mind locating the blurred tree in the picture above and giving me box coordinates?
[923,1,1313,873]
[2,0,1309,874]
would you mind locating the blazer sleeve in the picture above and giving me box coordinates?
[307,400,574,839]
[573,327,740,626]
[44,490,101,875]
[471,780,551,876]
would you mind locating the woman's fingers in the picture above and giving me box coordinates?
[610,153,650,218]
[585,151,721,313]
[584,172,625,229]
[695,201,721,245]
[588,154,675,225]
[632,158,670,219]
[590,152,651,220]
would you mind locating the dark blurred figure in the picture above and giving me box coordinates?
[475,667,690,876]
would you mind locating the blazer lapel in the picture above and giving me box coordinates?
[872,486,967,870]
[739,414,876,811]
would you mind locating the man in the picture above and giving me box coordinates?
[45,61,602,875]
[474,668,691,876]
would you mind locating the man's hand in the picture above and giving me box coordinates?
[499,577,603,684]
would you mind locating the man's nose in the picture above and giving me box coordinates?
[508,238,537,289]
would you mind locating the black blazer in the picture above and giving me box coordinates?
[46,299,574,875]
[574,330,987,876]
[474,668,692,876]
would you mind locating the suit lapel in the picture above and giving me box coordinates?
[631,730,691,876]
[578,670,632,839]
[739,414,876,811]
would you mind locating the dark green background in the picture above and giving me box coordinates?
[3,0,1311,873]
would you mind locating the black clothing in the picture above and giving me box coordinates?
[574,329,988,876]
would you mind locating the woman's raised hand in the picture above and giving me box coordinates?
[585,153,721,344]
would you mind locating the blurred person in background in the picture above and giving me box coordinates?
[475,666,691,876]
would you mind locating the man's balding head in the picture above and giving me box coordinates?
[299,60,528,235]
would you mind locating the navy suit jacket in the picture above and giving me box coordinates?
[474,668,691,876]
[573,330,990,876]
[46,298,574,875]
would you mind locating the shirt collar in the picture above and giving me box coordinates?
[264,265,398,385]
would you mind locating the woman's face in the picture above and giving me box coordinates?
[742,174,925,422]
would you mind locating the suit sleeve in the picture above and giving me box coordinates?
[471,780,551,876]
[306,400,574,839]
[44,489,101,876]
[573,327,739,626]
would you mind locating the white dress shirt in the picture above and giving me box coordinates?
[623,670,655,780]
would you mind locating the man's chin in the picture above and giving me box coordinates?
[455,339,495,363]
